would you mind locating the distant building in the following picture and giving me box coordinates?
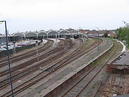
[87,30,98,37]
[79,29,89,34]
[107,31,117,38]
[0,34,22,45]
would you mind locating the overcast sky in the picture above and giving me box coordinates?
[0,0,129,33]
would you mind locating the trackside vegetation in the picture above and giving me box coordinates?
[117,25,129,48]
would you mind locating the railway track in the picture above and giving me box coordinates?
[0,40,59,86]
[0,48,68,88]
[0,39,71,88]
[46,40,123,97]
[93,41,123,97]
[0,38,101,97]
[0,40,65,77]
[0,39,65,78]
[0,39,75,96]
[0,40,54,68]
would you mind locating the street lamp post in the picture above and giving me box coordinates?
[0,20,14,97]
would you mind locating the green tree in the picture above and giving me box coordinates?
[117,26,129,47]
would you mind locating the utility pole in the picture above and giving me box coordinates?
[47,32,48,38]
[96,27,100,53]
[42,35,44,45]
[13,41,16,53]
[56,32,58,42]
[97,30,99,53]
[0,20,14,97]
[35,41,39,62]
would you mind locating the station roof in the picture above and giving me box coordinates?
[25,32,37,37]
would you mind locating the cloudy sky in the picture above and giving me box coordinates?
[0,0,129,33]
